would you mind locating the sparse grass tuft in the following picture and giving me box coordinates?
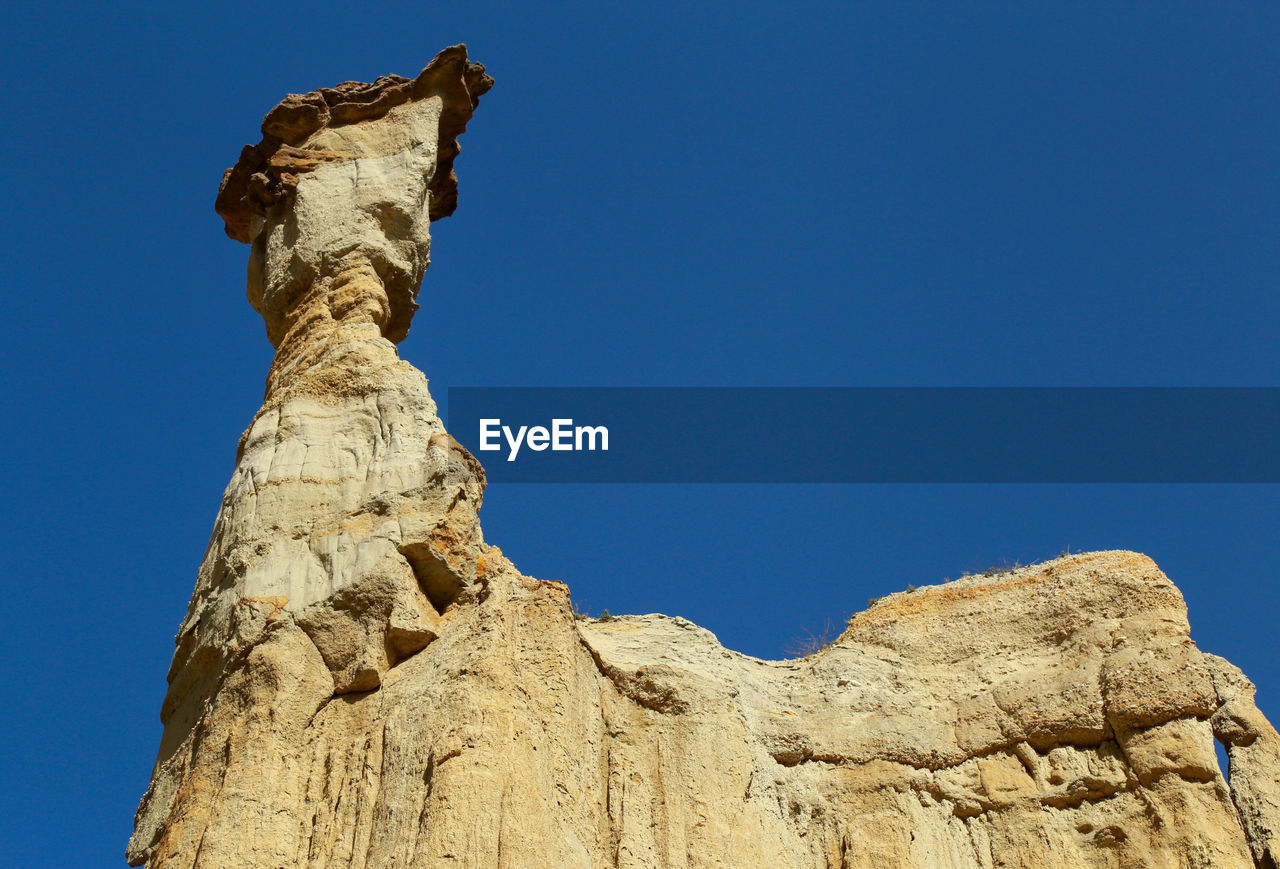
[957,558,1026,580]
[864,554,1052,618]
[785,617,842,658]
[572,601,619,622]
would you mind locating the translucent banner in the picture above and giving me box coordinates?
[446,387,1280,483]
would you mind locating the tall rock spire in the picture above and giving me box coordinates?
[131,47,1280,869]
[129,46,495,865]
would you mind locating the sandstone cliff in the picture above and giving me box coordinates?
[130,46,1280,868]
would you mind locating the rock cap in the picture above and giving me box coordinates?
[215,44,493,244]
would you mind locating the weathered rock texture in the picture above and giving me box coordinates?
[131,47,1280,868]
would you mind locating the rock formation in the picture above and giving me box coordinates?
[130,45,1280,868]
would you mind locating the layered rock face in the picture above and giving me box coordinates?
[131,47,1280,869]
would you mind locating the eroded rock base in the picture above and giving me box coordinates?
[133,553,1280,869]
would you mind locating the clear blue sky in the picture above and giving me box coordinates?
[1,2,1277,863]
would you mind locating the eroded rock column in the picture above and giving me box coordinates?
[129,46,494,866]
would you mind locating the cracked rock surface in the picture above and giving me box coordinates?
[130,46,1280,869]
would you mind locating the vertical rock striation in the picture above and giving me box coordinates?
[131,46,1280,868]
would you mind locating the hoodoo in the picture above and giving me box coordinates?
[131,46,1280,868]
